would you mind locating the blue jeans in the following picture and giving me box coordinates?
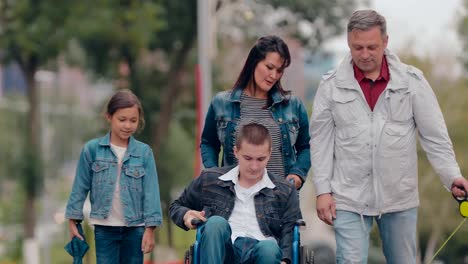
[94,225,145,264]
[334,208,417,264]
[200,216,282,264]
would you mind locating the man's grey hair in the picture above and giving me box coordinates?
[347,10,387,36]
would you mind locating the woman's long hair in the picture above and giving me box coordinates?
[232,35,291,105]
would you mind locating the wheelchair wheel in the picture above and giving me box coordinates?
[300,245,314,264]
[184,245,194,264]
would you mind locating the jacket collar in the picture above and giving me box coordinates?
[229,86,285,106]
[219,166,276,190]
[336,49,408,91]
[98,132,142,157]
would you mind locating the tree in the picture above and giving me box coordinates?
[0,1,74,259]
[459,0,468,70]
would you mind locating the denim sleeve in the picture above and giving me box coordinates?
[143,147,163,227]
[200,102,221,168]
[65,147,92,220]
[169,176,204,231]
[279,187,300,262]
[289,100,311,181]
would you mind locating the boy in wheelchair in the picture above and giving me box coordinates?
[169,122,301,264]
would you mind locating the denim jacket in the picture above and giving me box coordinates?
[169,166,300,262]
[200,87,311,182]
[65,133,163,227]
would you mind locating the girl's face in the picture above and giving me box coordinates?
[107,105,139,147]
[251,51,285,97]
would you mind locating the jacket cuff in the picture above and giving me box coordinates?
[439,167,462,190]
[65,211,84,220]
[145,217,163,227]
[288,168,307,179]
[314,181,332,196]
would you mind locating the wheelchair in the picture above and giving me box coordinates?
[184,218,314,264]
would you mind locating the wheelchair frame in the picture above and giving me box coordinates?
[184,219,314,264]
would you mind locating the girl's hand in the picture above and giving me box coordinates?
[68,219,84,240]
[141,227,156,254]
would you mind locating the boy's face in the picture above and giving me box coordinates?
[234,140,271,185]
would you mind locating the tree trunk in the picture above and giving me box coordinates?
[166,206,174,247]
[23,59,41,239]
[152,30,197,155]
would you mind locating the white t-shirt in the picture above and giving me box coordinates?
[90,144,127,226]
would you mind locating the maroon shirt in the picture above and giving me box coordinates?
[353,56,390,111]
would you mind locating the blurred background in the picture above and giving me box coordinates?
[0,0,467,263]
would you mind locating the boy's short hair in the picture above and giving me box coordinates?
[235,122,272,150]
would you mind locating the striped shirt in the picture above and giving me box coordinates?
[235,93,285,178]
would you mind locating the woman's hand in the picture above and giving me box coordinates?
[68,219,84,240]
[286,174,302,189]
[141,227,156,254]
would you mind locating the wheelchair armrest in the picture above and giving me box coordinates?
[295,219,306,227]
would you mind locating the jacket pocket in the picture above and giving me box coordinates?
[335,125,366,152]
[263,206,282,235]
[286,118,300,145]
[216,118,229,146]
[381,123,414,157]
[91,161,110,186]
[332,91,363,125]
[124,166,145,192]
[388,90,413,121]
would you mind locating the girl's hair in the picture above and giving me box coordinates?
[106,89,145,130]
[232,35,291,105]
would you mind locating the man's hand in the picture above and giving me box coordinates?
[68,219,84,240]
[451,177,468,197]
[141,227,156,254]
[316,193,336,225]
[286,174,302,190]
[183,210,206,229]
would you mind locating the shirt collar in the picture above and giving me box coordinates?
[219,166,275,189]
[353,55,390,82]
[99,132,141,157]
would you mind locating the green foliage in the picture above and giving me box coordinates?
[396,52,468,261]
[459,0,468,70]
[256,0,361,48]
[0,1,73,66]
[156,120,195,203]
[66,1,166,76]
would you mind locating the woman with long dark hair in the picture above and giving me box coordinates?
[200,35,310,189]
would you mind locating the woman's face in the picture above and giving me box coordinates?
[252,51,285,96]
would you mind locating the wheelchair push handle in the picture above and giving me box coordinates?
[191,218,204,227]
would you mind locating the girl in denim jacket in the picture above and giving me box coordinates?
[201,35,311,189]
[65,90,162,263]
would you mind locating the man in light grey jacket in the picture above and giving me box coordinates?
[309,9,468,264]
